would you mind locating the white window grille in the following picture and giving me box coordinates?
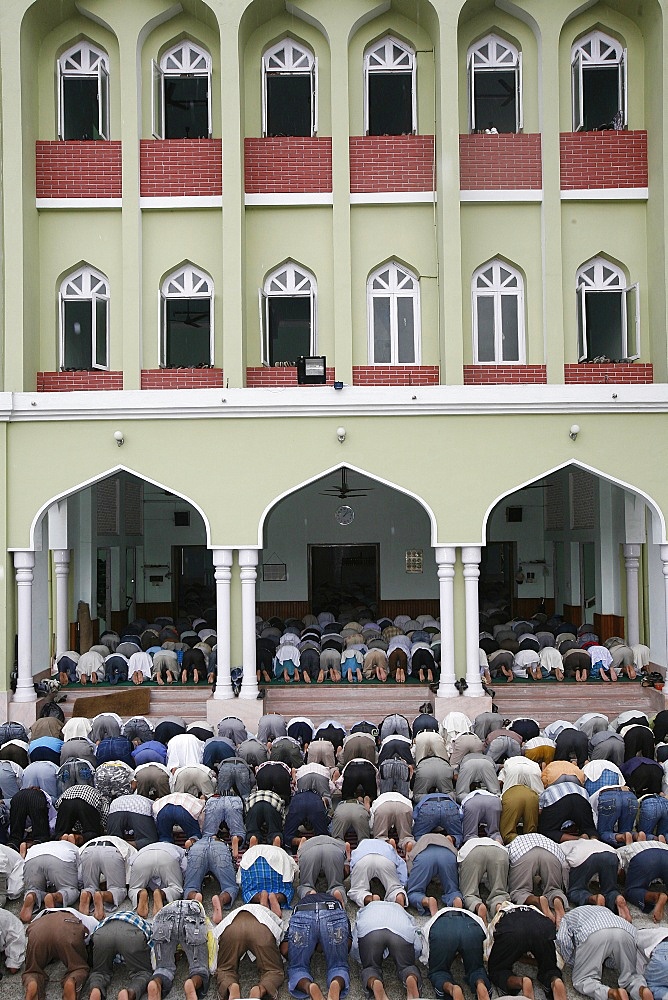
[152,40,212,139]
[259,262,316,366]
[571,30,627,131]
[364,35,416,135]
[576,257,638,362]
[160,264,213,367]
[57,41,109,140]
[262,38,317,137]
[59,266,109,370]
[368,262,420,364]
[467,33,522,133]
[472,260,525,363]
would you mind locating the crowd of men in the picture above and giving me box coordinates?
[1,699,668,1000]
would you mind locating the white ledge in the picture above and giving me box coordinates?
[245,193,333,206]
[460,189,543,202]
[3,383,668,422]
[36,198,122,209]
[140,196,223,209]
[350,192,435,204]
[561,187,648,201]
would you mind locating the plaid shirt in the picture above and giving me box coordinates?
[56,784,109,822]
[556,906,636,966]
[94,910,154,964]
[507,833,567,866]
[246,788,287,821]
[539,779,590,810]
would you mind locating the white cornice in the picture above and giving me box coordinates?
[350,192,435,204]
[561,188,648,201]
[140,196,223,209]
[460,189,543,202]
[3,384,668,421]
[245,193,333,206]
[36,198,122,209]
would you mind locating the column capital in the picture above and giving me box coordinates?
[238,548,259,569]
[435,546,456,566]
[53,549,71,568]
[461,545,482,564]
[661,544,668,565]
[623,543,641,561]
[211,547,234,569]
[12,550,35,571]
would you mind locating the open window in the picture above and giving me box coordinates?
[262,38,317,137]
[467,34,522,134]
[160,264,213,367]
[260,263,316,366]
[152,40,212,139]
[60,266,109,369]
[57,42,109,140]
[576,258,639,362]
[368,262,420,364]
[571,31,627,131]
[472,259,525,363]
[364,36,416,136]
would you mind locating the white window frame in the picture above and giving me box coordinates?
[261,38,318,137]
[467,34,522,133]
[57,41,109,140]
[367,261,421,365]
[571,30,627,131]
[59,266,109,370]
[576,257,639,362]
[472,259,525,363]
[259,262,317,366]
[160,264,214,366]
[152,40,212,139]
[363,35,416,135]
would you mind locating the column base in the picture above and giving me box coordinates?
[434,693,492,722]
[8,697,38,727]
[212,684,234,700]
[207,695,264,734]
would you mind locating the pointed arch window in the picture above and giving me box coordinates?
[57,41,109,140]
[260,263,316,366]
[160,265,213,367]
[60,266,109,370]
[368,262,420,364]
[262,39,317,137]
[152,40,212,139]
[467,34,522,134]
[572,31,627,131]
[364,36,416,135]
[472,260,525,363]
[576,257,638,362]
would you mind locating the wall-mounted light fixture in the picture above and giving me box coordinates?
[336,426,346,443]
[113,430,124,447]
[569,424,580,441]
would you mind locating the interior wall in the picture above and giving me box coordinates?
[258,479,436,602]
[141,484,207,605]
[488,486,551,602]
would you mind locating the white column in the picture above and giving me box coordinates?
[661,544,668,670]
[238,549,259,700]
[13,551,37,703]
[53,549,70,660]
[623,543,641,648]
[435,546,457,697]
[461,545,484,697]
[212,548,234,700]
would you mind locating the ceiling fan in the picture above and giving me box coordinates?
[319,468,373,500]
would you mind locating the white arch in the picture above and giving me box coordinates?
[481,459,666,544]
[257,462,439,546]
[25,465,213,550]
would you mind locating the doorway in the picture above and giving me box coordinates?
[309,544,380,614]
[172,545,215,617]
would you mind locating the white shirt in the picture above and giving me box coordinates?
[214,903,287,948]
[165,734,204,769]
[559,839,618,868]
[25,840,79,864]
[0,845,24,898]
[79,835,137,881]
[458,837,508,864]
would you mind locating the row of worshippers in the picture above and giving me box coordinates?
[54,617,218,686]
[479,615,650,683]
[256,613,441,684]
[4,705,668,1000]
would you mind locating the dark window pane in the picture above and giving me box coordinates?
[268,297,311,365]
[584,291,623,359]
[368,73,413,135]
[95,299,107,367]
[473,69,517,133]
[164,76,209,138]
[476,297,495,361]
[166,299,211,366]
[500,295,519,360]
[63,300,93,368]
[266,75,312,136]
[582,66,619,130]
[373,298,391,362]
[62,77,100,140]
[397,297,415,363]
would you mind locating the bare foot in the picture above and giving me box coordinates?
[304,672,311,684]
[212,894,223,924]
[148,981,162,1000]
[184,979,198,1000]
[552,896,566,923]
[551,979,567,1000]
[137,889,149,918]
[19,892,36,923]
[153,888,165,914]
[79,890,92,915]
[608,990,630,1000]
[90,990,103,1000]
[521,977,534,999]
[652,891,668,922]
[395,892,407,907]
[63,977,77,1000]
[249,835,258,847]
[308,984,325,1000]
[406,974,420,1000]
[370,980,389,1000]
[156,674,164,685]
[616,895,633,922]
[476,902,487,923]
[93,890,106,921]
[268,892,282,916]
[228,988,241,1000]
[476,983,490,1000]
[231,835,241,859]
[332,889,345,905]
[25,982,39,1000]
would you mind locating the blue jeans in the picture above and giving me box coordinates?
[412,795,463,845]
[625,852,668,910]
[638,795,668,839]
[201,796,246,839]
[596,788,639,845]
[646,939,668,1000]
[427,911,490,995]
[156,804,201,844]
[567,853,620,910]
[407,845,461,912]
[183,837,239,902]
[152,899,210,994]
[287,903,350,999]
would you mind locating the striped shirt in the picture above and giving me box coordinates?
[507,833,567,865]
[539,779,589,809]
[616,840,668,872]
[556,905,636,966]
